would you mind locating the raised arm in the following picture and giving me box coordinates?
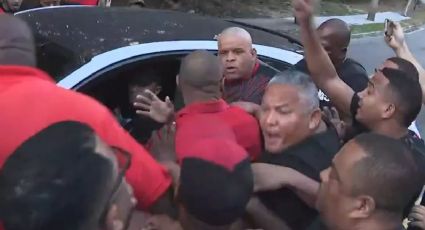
[293,0,355,116]
[386,22,425,104]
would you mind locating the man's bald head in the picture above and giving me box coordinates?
[317,19,351,66]
[0,15,36,67]
[218,27,253,46]
[318,19,351,47]
[217,27,257,81]
[178,50,223,93]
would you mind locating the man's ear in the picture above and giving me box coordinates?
[382,103,396,119]
[309,109,322,130]
[251,48,258,59]
[105,204,124,230]
[349,195,375,219]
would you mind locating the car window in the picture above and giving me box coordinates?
[259,55,292,72]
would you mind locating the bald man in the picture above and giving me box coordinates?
[135,50,262,160]
[294,19,368,109]
[218,27,278,105]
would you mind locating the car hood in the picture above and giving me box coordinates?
[16,6,300,79]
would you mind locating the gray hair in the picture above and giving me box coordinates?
[268,70,320,112]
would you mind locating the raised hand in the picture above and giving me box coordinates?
[133,89,175,124]
[385,21,406,51]
[292,0,314,26]
[409,205,425,229]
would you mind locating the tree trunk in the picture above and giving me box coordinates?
[404,0,417,17]
[367,0,379,21]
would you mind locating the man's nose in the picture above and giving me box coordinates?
[226,52,236,62]
[264,111,278,126]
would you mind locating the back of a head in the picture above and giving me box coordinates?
[381,67,422,127]
[178,139,253,228]
[318,18,351,47]
[179,50,222,93]
[268,70,319,112]
[0,121,114,230]
[0,14,36,67]
[351,133,424,214]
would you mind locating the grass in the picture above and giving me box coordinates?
[351,8,425,36]
[351,23,385,35]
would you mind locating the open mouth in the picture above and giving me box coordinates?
[225,66,237,73]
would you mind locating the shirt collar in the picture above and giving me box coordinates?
[0,65,54,83]
[177,99,230,118]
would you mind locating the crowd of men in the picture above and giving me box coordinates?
[1,0,425,229]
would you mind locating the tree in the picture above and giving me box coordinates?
[367,0,379,21]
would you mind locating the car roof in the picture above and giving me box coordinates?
[16,6,301,78]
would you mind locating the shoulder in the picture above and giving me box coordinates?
[341,59,368,77]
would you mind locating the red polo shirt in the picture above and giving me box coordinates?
[175,99,261,161]
[0,66,171,210]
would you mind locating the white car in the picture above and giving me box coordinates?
[16,6,420,136]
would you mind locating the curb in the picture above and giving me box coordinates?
[351,24,421,38]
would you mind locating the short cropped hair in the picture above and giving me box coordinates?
[0,121,114,230]
[268,70,320,112]
[387,57,419,81]
[382,67,422,127]
[350,133,425,213]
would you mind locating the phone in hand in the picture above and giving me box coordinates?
[385,19,394,37]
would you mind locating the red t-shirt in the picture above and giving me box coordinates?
[0,66,171,210]
[175,99,261,161]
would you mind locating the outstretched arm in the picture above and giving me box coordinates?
[293,0,354,117]
[386,22,425,104]
[252,163,319,208]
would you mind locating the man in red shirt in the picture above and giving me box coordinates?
[135,50,262,160]
[0,14,172,211]
[217,27,278,104]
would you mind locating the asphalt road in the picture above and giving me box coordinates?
[348,28,425,136]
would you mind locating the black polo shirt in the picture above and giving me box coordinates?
[294,58,369,108]
[257,125,341,230]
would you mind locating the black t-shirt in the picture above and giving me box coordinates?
[294,58,369,108]
[257,126,341,230]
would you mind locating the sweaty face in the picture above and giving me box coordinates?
[218,35,256,81]
[355,69,392,128]
[5,0,22,11]
[318,27,347,67]
[316,141,366,230]
[259,84,316,153]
